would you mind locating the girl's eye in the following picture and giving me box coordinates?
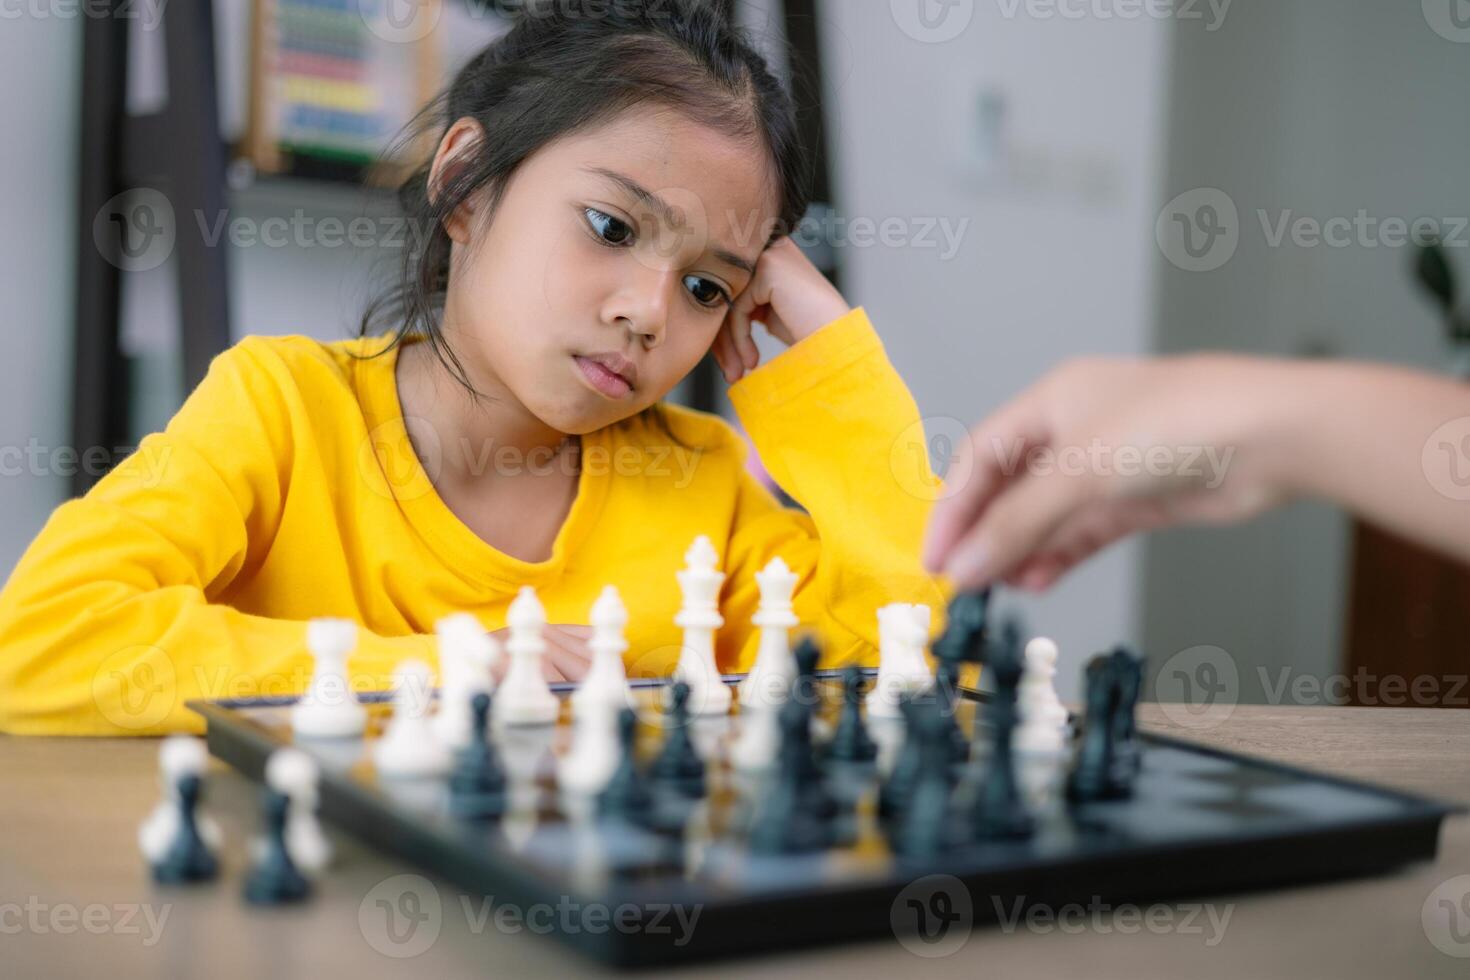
[585,208,633,246]
[684,275,730,310]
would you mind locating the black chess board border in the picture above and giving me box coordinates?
[189,683,1462,969]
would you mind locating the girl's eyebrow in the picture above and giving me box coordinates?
[583,167,758,276]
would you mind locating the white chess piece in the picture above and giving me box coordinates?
[374,660,452,778]
[738,557,798,712]
[674,536,732,716]
[138,735,223,863]
[431,613,499,749]
[265,748,332,874]
[496,587,561,726]
[571,586,633,717]
[728,703,781,771]
[292,618,367,738]
[866,603,935,720]
[558,696,622,795]
[1016,637,1070,754]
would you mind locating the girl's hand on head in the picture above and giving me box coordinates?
[923,355,1301,593]
[489,624,594,683]
[713,237,851,384]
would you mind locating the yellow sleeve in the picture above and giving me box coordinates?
[0,339,430,736]
[718,307,948,672]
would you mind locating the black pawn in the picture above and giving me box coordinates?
[970,621,1034,840]
[243,789,311,904]
[749,700,831,854]
[598,708,653,824]
[894,702,959,858]
[933,589,991,666]
[651,682,706,797]
[792,636,822,705]
[152,773,218,884]
[450,693,508,820]
[1068,654,1127,802]
[1109,646,1145,779]
[828,666,878,763]
[879,697,925,820]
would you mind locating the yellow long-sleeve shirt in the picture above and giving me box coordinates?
[0,308,947,735]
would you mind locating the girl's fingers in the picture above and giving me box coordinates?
[711,322,740,383]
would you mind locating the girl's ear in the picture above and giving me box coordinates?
[428,117,487,245]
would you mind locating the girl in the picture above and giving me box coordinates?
[0,1,944,735]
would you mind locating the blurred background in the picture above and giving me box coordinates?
[3,0,1468,707]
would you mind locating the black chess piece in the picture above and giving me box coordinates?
[1108,646,1146,782]
[970,620,1034,840]
[598,708,654,824]
[449,693,508,820]
[894,701,960,858]
[151,773,219,884]
[650,682,706,798]
[243,788,311,904]
[879,696,925,820]
[1067,654,1129,802]
[933,589,991,666]
[792,636,822,706]
[748,699,832,855]
[828,666,878,763]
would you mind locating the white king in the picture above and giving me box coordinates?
[674,535,731,715]
[572,585,634,716]
[738,556,799,711]
[496,586,561,726]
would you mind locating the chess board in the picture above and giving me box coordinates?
[190,675,1459,968]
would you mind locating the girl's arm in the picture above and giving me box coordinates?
[924,354,1470,592]
[715,303,949,670]
[0,341,430,735]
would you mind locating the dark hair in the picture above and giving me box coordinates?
[357,0,811,415]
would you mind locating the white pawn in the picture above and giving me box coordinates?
[265,748,332,874]
[572,586,633,717]
[738,557,798,712]
[674,536,732,716]
[431,613,500,749]
[497,587,561,726]
[374,660,452,778]
[1016,637,1071,754]
[292,618,367,738]
[138,735,223,863]
[867,603,935,720]
[558,697,622,795]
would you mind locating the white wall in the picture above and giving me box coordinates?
[0,14,79,581]
[1145,0,1470,702]
[818,3,1173,697]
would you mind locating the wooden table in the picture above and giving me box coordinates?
[3,706,1468,978]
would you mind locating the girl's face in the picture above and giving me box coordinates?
[435,105,782,435]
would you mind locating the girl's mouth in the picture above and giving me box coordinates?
[573,355,634,399]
